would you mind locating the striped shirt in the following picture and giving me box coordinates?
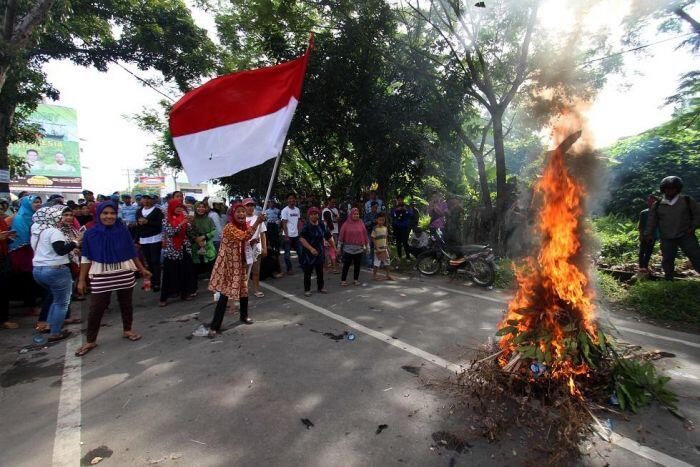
[81,258,137,293]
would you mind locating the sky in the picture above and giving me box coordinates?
[38,1,699,196]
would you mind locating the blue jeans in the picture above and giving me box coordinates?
[33,265,73,335]
[283,236,302,272]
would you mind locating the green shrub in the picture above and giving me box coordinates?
[591,215,639,265]
[494,257,517,289]
[595,270,627,301]
[624,280,700,324]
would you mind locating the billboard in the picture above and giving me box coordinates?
[136,175,166,189]
[10,104,82,193]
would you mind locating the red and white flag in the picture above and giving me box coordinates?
[169,41,312,184]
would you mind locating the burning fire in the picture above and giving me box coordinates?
[498,129,596,395]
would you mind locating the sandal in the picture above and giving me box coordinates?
[159,301,168,307]
[340,281,348,286]
[254,291,265,298]
[304,291,312,297]
[123,331,141,341]
[240,317,254,325]
[48,330,72,342]
[318,289,328,294]
[75,343,97,357]
[2,321,19,330]
[353,280,361,286]
[64,318,82,325]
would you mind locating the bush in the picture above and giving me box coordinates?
[591,215,638,265]
[595,270,627,301]
[494,257,519,289]
[624,280,700,324]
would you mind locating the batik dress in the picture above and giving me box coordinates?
[208,223,255,300]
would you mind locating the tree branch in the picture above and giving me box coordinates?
[3,0,17,41]
[673,7,700,35]
[11,0,56,47]
[500,2,538,109]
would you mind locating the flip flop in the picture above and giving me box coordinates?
[75,343,97,357]
[304,291,312,297]
[254,291,265,298]
[48,330,72,342]
[123,332,141,341]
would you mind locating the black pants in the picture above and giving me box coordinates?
[638,239,656,269]
[210,294,248,331]
[140,242,162,289]
[394,227,410,258]
[660,233,700,280]
[267,223,281,253]
[341,252,362,281]
[303,263,324,292]
[0,255,9,323]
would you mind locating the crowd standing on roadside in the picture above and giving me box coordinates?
[2,175,695,345]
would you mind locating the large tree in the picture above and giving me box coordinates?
[0,0,218,196]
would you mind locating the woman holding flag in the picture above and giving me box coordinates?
[208,203,266,335]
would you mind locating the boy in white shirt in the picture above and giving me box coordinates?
[281,193,302,275]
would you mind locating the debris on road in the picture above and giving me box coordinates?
[192,324,209,337]
[189,439,207,446]
[301,418,314,429]
[81,446,113,466]
[376,424,388,434]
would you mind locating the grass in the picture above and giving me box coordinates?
[494,257,517,289]
[595,270,627,301]
[624,279,700,324]
[591,215,639,266]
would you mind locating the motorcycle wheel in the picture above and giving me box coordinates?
[470,258,496,287]
[416,253,441,275]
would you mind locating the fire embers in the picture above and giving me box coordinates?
[497,131,598,396]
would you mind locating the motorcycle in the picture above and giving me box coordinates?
[415,229,496,287]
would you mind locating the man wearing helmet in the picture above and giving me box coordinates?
[644,176,700,280]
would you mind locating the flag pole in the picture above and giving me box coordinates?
[262,138,288,210]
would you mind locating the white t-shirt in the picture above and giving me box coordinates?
[31,226,70,267]
[281,206,301,237]
[322,207,340,234]
[246,214,268,257]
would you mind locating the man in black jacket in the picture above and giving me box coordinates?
[645,176,700,280]
[136,194,164,291]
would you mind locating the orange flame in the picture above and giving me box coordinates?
[498,125,596,395]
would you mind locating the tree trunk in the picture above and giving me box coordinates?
[473,151,492,213]
[674,8,700,35]
[492,108,508,252]
[0,104,15,196]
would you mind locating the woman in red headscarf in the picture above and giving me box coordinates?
[159,199,197,307]
[208,202,266,334]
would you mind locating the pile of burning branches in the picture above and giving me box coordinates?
[452,131,678,464]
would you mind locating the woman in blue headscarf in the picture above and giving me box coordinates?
[9,195,43,310]
[74,201,151,357]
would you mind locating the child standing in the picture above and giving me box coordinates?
[322,210,338,273]
[371,213,394,281]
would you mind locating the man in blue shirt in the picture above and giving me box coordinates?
[119,193,139,226]
[364,190,384,214]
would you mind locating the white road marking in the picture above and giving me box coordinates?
[52,334,83,467]
[434,284,700,350]
[261,283,465,375]
[261,282,695,467]
[614,326,700,350]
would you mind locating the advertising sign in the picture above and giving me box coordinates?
[136,175,166,189]
[10,104,82,193]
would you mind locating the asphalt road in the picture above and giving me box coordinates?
[1,268,698,467]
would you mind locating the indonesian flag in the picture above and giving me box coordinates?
[169,41,312,184]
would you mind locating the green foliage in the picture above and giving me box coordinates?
[494,257,517,289]
[612,358,677,412]
[594,270,627,301]
[8,152,29,179]
[605,119,700,218]
[624,280,700,324]
[591,215,639,265]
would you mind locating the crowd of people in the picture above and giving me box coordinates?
[0,188,447,352]
[3,174,694,353]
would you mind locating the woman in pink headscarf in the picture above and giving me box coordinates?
[338,208,369,286]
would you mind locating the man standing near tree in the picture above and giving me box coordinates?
[281,193,301,275]
[645,176,700,280]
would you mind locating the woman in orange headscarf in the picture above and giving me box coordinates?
[159,199,197,307]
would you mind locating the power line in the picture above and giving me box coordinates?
[580,32,695,67]
[112,61,176,102]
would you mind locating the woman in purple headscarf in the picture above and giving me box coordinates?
[74,201,151,357]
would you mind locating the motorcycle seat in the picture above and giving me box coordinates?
[452,244,489,255]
